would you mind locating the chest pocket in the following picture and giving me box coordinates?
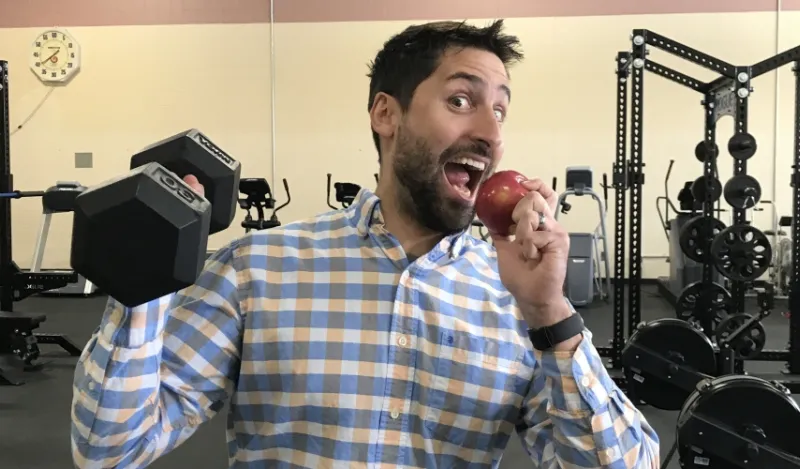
[422,329,526,446]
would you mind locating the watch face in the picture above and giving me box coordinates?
[30,30,80,83]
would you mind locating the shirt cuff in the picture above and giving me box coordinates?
[535,329,616,413]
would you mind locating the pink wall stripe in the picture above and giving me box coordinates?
[0,0,785,29]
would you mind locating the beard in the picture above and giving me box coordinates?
[391,125,492,235]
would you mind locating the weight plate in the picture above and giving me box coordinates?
[677,375,800,468]
[679,216,727,263]
[728,132,758,160]
[675,281,734,331]
[694,141,719,162]
[710,225,773,282]
[621,318,717,411]
[714,313,766,359]
[690,176,722,204]
[723,175,762,209]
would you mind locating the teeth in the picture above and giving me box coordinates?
[454,184,471,197]
[450,156,486,171]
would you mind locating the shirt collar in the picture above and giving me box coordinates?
[347,188,470,259]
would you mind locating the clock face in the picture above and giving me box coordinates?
[29,29,81,83]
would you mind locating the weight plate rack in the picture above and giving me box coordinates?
[608,30,800,469]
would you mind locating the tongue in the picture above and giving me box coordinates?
[445,163,470,187]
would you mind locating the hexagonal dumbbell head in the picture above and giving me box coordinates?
[71,163,212,307]
[130,129,241,234]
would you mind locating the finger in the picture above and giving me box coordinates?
[522,178,558,213]
[526,230,570,255]
[521,236,541,260]
[512,190,553,223]
[183,174,205,196]
[515,210,537,243]
[512,192,552,233]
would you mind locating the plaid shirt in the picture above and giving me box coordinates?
[71,189,659,469]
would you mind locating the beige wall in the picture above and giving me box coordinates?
[0,10,794,278]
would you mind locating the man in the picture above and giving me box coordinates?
[71,20,660,468]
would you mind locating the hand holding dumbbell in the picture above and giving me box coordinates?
[70,129,241,307]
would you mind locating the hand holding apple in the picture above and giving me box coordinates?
[476,171,573,330]
[474,170,529,236]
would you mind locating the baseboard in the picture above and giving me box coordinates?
[598,277,661,285]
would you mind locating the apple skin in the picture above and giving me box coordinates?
[475,170,529,236]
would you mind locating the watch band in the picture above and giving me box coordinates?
[527,313,584,350]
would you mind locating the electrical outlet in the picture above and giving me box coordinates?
[75,152,92,168]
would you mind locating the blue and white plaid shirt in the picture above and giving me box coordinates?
[71,189,659,468]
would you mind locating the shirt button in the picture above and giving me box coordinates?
[88,381,96,391]
[397,335,408,347]
[390,409,401,419]
[581,377,591,387]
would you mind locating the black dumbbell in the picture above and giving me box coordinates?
[70,129,242,307]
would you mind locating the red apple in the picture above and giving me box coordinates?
[475,170,529,236]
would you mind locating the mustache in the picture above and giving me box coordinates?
[439,141,492,164]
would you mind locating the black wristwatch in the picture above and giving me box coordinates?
[528,312,584,350]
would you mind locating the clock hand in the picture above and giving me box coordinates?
[43,49,60,64]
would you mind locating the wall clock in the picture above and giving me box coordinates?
[29,29,81,84]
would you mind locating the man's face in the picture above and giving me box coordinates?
[389,48,509,235]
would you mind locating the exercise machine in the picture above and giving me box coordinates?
[28,181,99,297]
[326,174,361,209]
[759,199,793,298]
[470,220,490,242]
[655,159,725,306]
[622,285,800,468]
[622,283,800,469]
[238,177,291,233]
[554,166,611,307]
[0,61,82,386]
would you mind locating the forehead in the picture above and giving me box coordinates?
[430,48,509,85]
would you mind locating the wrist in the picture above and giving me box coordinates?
[523,298,584,352]
[521,299,573,329]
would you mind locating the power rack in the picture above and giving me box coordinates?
[606,30,800,391]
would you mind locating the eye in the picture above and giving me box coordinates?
[449,95,472,109]
[494,108,506,122]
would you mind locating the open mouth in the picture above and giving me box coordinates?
[443,156,487,201]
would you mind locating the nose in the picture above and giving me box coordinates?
[470,107,502,155]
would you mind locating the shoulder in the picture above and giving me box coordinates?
[215,209,356,263]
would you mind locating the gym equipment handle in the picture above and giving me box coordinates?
[0,190,45,199]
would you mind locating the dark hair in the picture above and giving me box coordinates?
[367,19,524,162]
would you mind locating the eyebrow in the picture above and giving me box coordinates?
[445,71,511,101]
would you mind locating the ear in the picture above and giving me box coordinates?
[369,92,401,143]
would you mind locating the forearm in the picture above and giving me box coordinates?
[71,294,193,469]
[71,246,244,469]
[535,332,660,468]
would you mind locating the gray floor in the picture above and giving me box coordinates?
[0,285,795,469]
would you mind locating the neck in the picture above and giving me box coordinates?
[375,179,444,258]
